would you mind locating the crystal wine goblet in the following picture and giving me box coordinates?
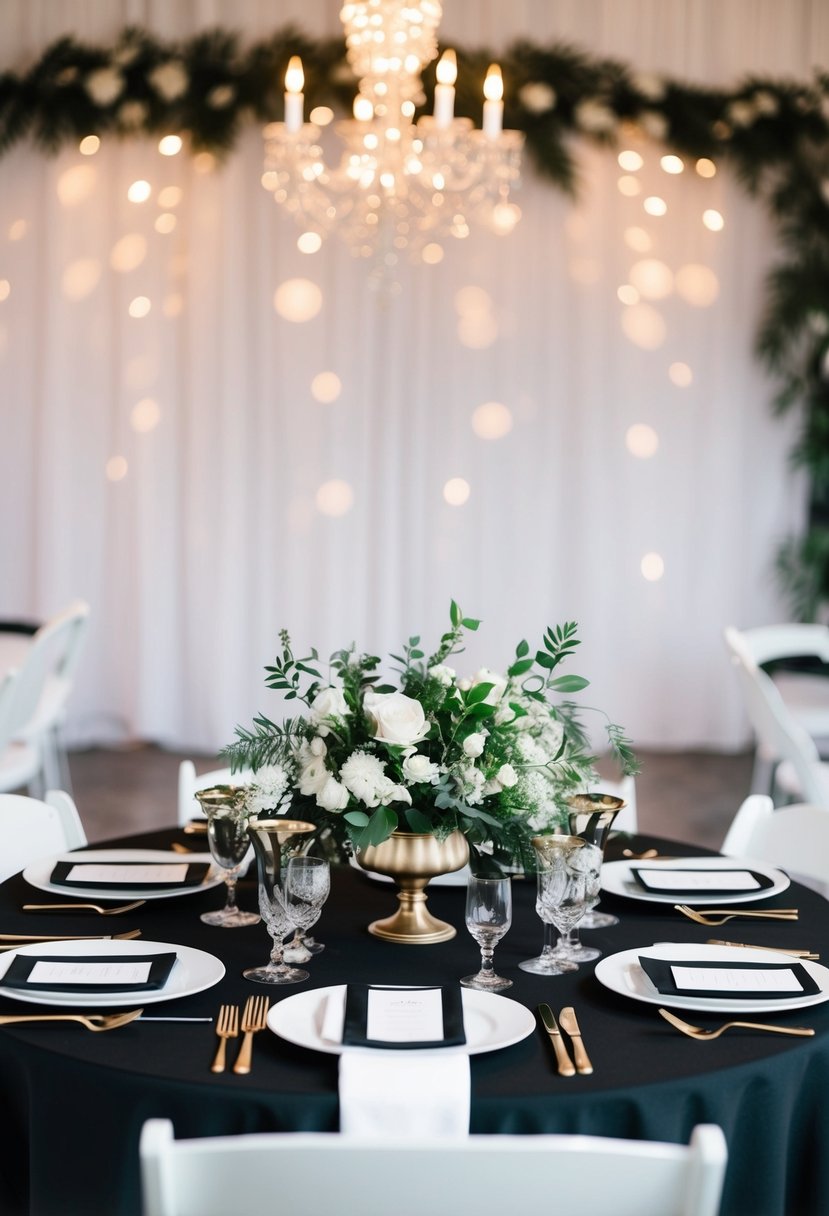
[460,875,513,991]
[568,792,627,930]
[534,834,602,970]
[518,862,578,975]
[283,857,330,955]
[195,786,260,928]
[243,818,316,985]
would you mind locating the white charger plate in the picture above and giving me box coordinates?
[268,984,535,1055]
[601,856,790,906]
[23,849,223,902]
[0,938,225,1008]
[594,941,829,1014]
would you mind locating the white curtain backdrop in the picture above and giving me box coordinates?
[1,0,824,756]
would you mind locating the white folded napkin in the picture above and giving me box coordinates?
[323,987,471,1138]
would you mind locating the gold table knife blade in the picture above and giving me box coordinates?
[538,1004,575,1077]
[559,1006,593,1075]
[707,939,819,960]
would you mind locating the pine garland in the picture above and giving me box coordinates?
[3,26,829,614]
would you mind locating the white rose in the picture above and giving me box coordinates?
[496,763,518,789]
[402,753,441,784]
[364,691,429,747]
[428,663,455,687]
[463,732,487,758]
[298,757,329,797]
[316,776,349,812]
[309,736,327,757]
[85,67,125,106]
[470,668,508,705]
[149,61,189,101]
[310,687,348,722]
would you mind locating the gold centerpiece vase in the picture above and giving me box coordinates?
[356,829,469,944]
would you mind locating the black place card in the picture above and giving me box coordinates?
[630,866,775,898]
[3,952,178,992]
[639,956,820,1000]
[50,860,211,889]
[342,984,467,1049]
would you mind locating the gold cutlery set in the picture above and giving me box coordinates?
[538,1004,593,1076]
[211,996,270,1075]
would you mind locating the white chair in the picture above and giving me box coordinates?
[723,624,829,796]
[723,626,829,806]
[0,669,41,795]
[0,790,87,883]
[177,760,253,826]
[721,793,829,896]
[6,600,90,794]
[140,1120,727,1216]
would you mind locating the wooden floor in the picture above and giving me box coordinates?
[66,743,755,849]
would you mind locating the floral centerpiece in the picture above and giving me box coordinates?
[223,602,637,875]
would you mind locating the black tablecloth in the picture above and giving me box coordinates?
[1,829,828,1216]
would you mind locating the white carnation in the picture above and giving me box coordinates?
[428,664,456,686]
[85,67,125,106]
[341,752,388,807]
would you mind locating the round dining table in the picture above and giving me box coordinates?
[0,826,827,1216]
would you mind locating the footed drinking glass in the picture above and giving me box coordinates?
[532,834,602,970]
[196,786,260,928]
[243,819,316,985]
[460,876,512,991]
[568,792,627,930]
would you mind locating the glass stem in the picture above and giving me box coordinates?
[479,943,495,977]
[224,876,238,911]
[269,940,284,968]
[541,921,555,957]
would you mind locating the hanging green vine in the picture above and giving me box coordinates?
[2,25,829,615]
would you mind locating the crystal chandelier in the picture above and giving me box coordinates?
[261,0,524,272]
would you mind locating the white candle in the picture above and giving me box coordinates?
[482,63,503,140]
[284,55,304,134]
[433,49,457,130]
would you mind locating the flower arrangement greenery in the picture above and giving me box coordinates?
[223,602,638,872]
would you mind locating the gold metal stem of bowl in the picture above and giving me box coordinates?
[356,830,469,944]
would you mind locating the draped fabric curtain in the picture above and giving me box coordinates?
[0,1,823,755]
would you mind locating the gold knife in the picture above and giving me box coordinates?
[0,930,142,950]
[537,1004,575,1076]
[559,1006,593,1075]
[707,939,818,960]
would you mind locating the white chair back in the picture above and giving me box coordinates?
[0,790,87,882]
[723,626,829,805]
[177,760,253,826]
[0,670,40,794]
[721,794,829,895]
[8,600,90,736]
[140,1120,727,1216]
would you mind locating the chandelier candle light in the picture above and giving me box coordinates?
[262,0,524,269]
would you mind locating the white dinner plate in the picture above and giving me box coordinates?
[268,984,536,1055]
[600,856,790,905]
[23,849,224,902]
[594,941,829,1014]
[0,938,225,1008]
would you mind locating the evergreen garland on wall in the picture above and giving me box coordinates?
[3,25,829,616]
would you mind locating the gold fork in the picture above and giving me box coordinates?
[0,930,142,950]
[22,900,147,916]
[211,1004,239,1073]
[658,1007,814,1040]
[233,995,270,1075]
[0,1009,143,1031]
[674,904,798,926]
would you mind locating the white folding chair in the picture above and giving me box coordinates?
[723,626,829,806]
[721,793,829,896]
[0,669,41,795]
[723,624,829,796]
[3,601,90,795]
[0,790,87,882]
[140,1120,727,1216]
[177,760,253,826]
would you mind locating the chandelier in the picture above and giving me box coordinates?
[261,0,524,272]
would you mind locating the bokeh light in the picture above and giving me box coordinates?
[696,158,717,178]
[629,258,674,300]
[130,398,161,433]
[660,155,684,174]
[624,226,652,253]
[109,234,147,272]
[422,243,444,264]
[315,479,354,517]
[61,258,102,301]
[8,219,27,241]
[471,401,513,440]
[641,552,665,581]
[669,361,694,387]
[128,295,151,318]
[106,456,128,482]
[643,196,668,216]
[675,264,720,307]
[158,135,183,156]
[273,278,323,322]
[79,135,100,156]
[154,213,177,234]
[311,372,342,404]
[127,179,152,203]
[443,477,470,506]
[703,209,725,231]
[158,186,183,209]
[297,232,323,254]
[617,175,642,197]
[626,423,660,458]
[617,284,640,305]
[57,165,96,206]
[620,303,667,349]
[618,150,644,171]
